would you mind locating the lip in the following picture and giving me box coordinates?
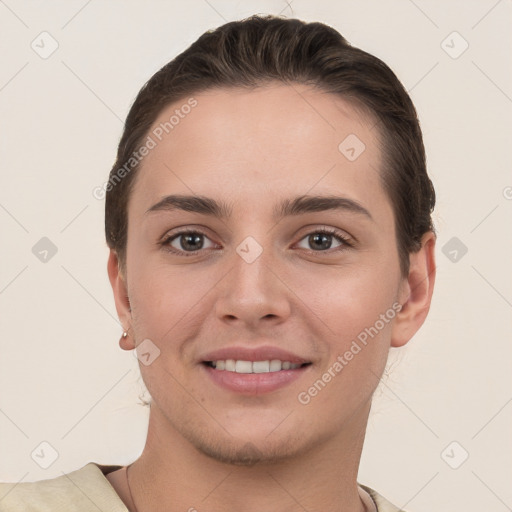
[199,346,309,365]
[198,345,312,395]
[201,363,311,395]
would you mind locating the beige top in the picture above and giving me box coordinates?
[0,462,406,511]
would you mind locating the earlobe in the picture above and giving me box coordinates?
[390,231,436,348]
[107,250,134,350]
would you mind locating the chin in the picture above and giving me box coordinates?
[194,438,298,466]
[183,424,324,468]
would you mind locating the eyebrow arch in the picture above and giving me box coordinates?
[145,194,373,222]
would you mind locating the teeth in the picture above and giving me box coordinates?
[235,360,253,373]
[252,360,270,373]
[269,359,282,372]
[208,359,302,373]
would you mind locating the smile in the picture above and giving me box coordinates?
[204,359,311,373]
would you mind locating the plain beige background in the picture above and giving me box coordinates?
[0,1,511,511]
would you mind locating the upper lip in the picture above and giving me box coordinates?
[199,346,310,365]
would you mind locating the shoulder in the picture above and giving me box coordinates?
[360,484,409,512]
[0,462,128,512]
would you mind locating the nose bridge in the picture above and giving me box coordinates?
[215,233,290,323]
[232,234,276,300]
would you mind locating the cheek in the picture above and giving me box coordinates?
[291,263,399,407]
[294,270,397,418]
[292,260,399,339]
[128,256,220,342]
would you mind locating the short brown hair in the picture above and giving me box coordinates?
[105,15,435,276]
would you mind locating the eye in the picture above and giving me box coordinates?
[161,230,217,255]
[295,228,353,253]
[160,227,354,257]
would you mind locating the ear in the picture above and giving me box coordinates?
[107,249,134,350]
[391,231,436,347]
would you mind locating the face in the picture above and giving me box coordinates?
[112,84,415,464]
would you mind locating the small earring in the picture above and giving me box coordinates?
[122,331,128,338]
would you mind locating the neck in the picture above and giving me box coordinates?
[127,402,371,512]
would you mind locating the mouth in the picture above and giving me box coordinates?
[199,346,313,394]
[200,352,313,394]
[203,359,312,373]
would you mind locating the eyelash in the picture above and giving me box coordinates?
[160,227,354,257]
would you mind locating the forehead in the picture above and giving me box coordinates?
[131,84,389,220]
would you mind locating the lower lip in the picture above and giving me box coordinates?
[201,364,310,395]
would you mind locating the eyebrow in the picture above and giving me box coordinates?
[145,194,373,222]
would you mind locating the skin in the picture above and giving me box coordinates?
[106,83,436,512]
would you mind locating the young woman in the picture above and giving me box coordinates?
[0,15,436,512]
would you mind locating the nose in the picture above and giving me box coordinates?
[214,240,292,329]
